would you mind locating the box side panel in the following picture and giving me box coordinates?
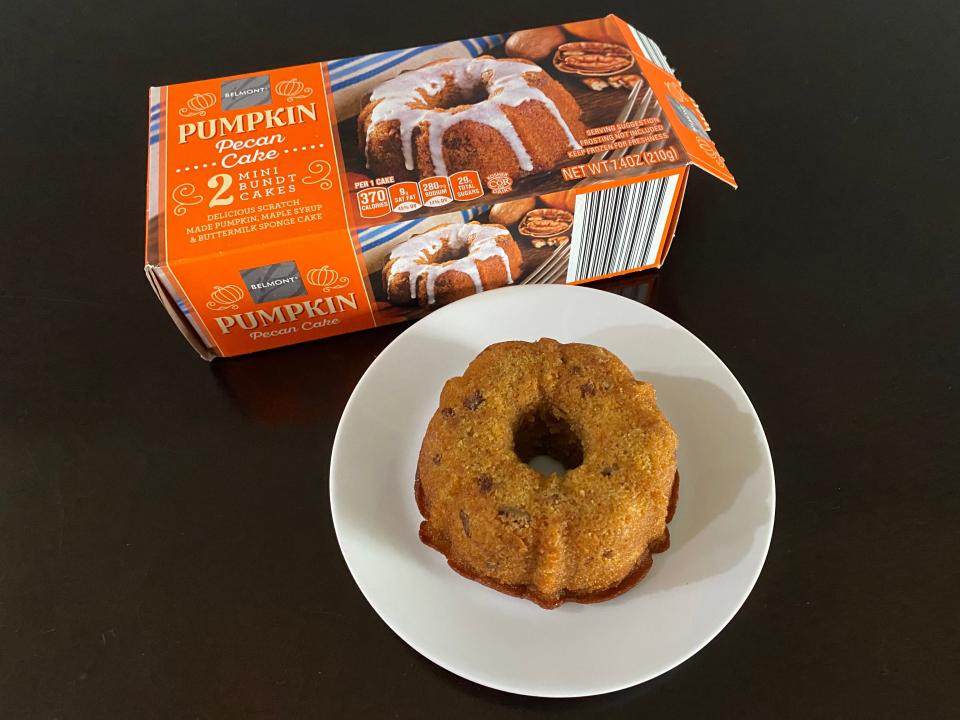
[164,228,379,357]
[146,87,164,266]
[144,266,216,360]
[153,264,217,351]
[656,166,690,265]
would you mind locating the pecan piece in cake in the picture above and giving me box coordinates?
[463,390,485,410]
[477,475,494,495]
[496,505,531,529]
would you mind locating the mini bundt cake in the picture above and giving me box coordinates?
[358,57,585,183]
[382,221,522,307]
[415,338,679,609]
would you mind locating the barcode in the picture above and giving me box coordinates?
[567,174,680,282]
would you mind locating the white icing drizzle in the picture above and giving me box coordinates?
[386,222,515,305]
[365,57,581,175]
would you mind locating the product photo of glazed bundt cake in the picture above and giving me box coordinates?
[415,338,679,608]
[382,221,523,307]
[358,56,585,182]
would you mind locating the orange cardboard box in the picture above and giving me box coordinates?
[145,15,734,358]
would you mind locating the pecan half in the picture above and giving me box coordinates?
[582,77,609,91]
[518,208,573,238]
[608,73,642,89]
[553,42,635,77]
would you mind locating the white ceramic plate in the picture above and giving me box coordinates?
[330,284,775,697]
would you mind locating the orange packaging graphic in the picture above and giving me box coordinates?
[145,15,735,359]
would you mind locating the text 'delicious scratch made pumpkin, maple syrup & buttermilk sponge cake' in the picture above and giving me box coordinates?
[415,338,678,608]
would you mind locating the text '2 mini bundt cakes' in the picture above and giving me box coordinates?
[358,57,585,182]
[415,338,679,609]
[382,222,522,307]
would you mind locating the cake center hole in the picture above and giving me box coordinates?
[432,240,470,264]
[432,81,489,110]
[514,405,584,475]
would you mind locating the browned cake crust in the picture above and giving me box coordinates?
[358,58,585,182]
[416,470,678,608]
[415,338,679,609]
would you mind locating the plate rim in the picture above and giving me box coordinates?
[330,284,776,697]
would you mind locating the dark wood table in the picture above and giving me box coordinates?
[2,1,957,717]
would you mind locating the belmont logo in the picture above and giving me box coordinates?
[214,293,358,335]
[178,102,318,144]
[224,86,268,100]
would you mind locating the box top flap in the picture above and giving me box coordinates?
[610,15,737,188]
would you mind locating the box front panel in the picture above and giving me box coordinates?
[159,62,351,263]
[146,16,732,356]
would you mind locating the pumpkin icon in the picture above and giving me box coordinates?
[695,136,725,166]
[179,92,217,117]
[306,266,349,292]
[275,78,313,102]
[206,284,244,310]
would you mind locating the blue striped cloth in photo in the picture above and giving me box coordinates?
[357,205,491,253]
[148,102,162,146]
[327,34,508,93]
[149,32,508,146]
